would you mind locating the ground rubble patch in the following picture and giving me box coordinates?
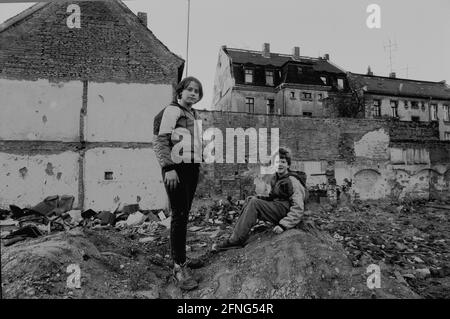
[185,228,419,299]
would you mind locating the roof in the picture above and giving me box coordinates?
[224,47,345,74]
[0,0,184,83]
[349,73,450,100]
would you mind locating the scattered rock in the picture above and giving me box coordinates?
[126,212,145,227]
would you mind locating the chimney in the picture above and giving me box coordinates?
[389,72,396,78]
[137,12,148,27]
[367,66,373,76]
[262,43,270,58]
[323,53,330,61]
[292,46,300,60]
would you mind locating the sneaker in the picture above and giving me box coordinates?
[173,262,198,291]
[212,239,243,252]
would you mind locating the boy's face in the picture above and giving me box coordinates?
[274,156,289,175]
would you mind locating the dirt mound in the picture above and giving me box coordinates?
[187,229,420,299]
[1,229,169,299]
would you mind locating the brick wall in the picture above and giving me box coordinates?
[195,110,445,199]
[0,1,183,84]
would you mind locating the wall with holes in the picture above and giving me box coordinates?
[83,147,167,212]
[0,151,79,209]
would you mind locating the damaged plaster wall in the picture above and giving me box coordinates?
[0,79,81,141]
[86,82,173,142]
[84,148,167,212]
[0,151,79,209]
[196,110,450,201]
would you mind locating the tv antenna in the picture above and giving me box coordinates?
[384,38,398,73]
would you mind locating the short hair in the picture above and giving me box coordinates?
[174,76,203,102]
[278,147,291,166]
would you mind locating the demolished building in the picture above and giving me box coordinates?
[0,1,184,211]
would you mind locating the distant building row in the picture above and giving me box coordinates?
[212,43,450,140]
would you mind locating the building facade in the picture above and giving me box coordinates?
[212,43,350,116]
[0,1,184,211]
[349,70,450,141]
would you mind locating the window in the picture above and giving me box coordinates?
[265,70,274,86]
[317,93,323,101]
[390,100,399,118]
[444,105,450,122]
[430,104,438,121]
[303,112,312,117]
[320,76,327,85]
[337,78,344,90]
[404,100,409,109]
[245,97,254,113]
[297,67,303,74]
[290,91,296,99]
[411,101,419,109]
[411,116,420,122]
[244,68,253,83]
[267,99,275,114]
[104,172,113,180]
[302,92,312,100]
[373,99,381,117]
[445,132,450,141]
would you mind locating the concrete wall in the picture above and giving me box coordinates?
[84,148,167,212]
[0,80,172,210]
[0,151,79,209]
[86,82,172,142]
[0,79,82,141]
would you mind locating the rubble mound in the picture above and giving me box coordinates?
[1,229,167,299]
[188,229,420,299]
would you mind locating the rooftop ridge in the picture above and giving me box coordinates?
[225,47,319,61]
[349,72,448,86]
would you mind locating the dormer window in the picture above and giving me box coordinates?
[265,70,274,86]
[245,68,253,84]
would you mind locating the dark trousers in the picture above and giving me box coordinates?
[230,197,290,243]
[163,163,199,265]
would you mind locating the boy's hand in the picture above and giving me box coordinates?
[272,225,284,234]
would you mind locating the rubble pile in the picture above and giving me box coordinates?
[303,199,450,298]
[0,196,173,248]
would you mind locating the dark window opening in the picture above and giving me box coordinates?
[105,172,113,180]
[411,116,420,122]
[267,99,275,114]
[303,112,312,117]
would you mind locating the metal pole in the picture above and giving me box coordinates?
[185,0,190,77]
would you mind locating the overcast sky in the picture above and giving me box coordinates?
[1,0,449,110]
